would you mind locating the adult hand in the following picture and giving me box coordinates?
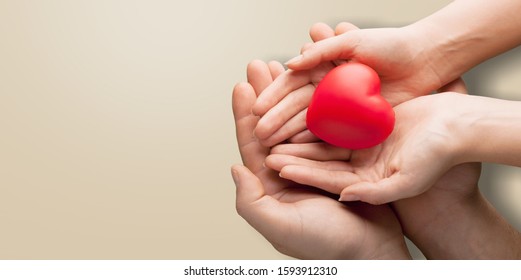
[265,90,466,205]
[267,140,521,259]
[283,23,443,106]
[231,60,411,259]
[252,22,451,147]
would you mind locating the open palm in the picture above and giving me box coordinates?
[266,92,466,205]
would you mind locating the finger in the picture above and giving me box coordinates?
[252,69,312,116]
[259,110,307,147]
[247,60,273,96]
[279,165,359,195]
[335,22,359,35]
[267,60,285,80]
[265,154,353,172]
[328,22,360,67]
[339,173,422,205]
[300,42,314,54]
[232,82,255,122]
[232,165,267,207]
[232,82,268,172]
[255,84,314,140]
[309,22,335,42]
[308,22,351,67]
[437,77,467,95]
[288,129,321,143]
[285,33,358,70]
[271,142,352,161]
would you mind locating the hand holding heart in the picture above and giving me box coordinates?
[251,59,462,204]
[267,91,466,205]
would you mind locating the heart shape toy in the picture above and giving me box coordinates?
[306,63,395,149]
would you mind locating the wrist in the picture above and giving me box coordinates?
[405,189,480,259]
[405,0,521,88]
[454,96,521,166]
[403,18,477,88]
[406,190,521,259]
[419,92,472,167]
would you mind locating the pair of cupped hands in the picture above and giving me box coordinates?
[231,22,480,259]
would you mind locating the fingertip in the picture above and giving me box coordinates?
[258,137,277,148]
[291,34,356,70]
[338,193,360,202]
[231,164,242,187]
[247,59,265,71]
[335,22,359,35]
[233,165,267,212]
[232,82,255,116]
[267,60,284,69]
[309,22,331,34]
[252,127,270,148]
[267,60,286,79]
[247,60,267,82]
[278,166,289,179]
[232,81,251,93]
[279,165,308,183]
[253,117,271,140]
[251,102,264,116]
[300,42,314,54]
[284,54,303,66]
[278,166,294,180]
[339,182,377,204]
[285,52,315,70]
[288,130,320,144]
[232,82,255,100]
[269,144,285,155]
[251,95,272,116]
[264,154,285,172]
[279,164,297,179]
[309,22,335,42]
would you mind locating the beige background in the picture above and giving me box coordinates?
[0,0,520,259]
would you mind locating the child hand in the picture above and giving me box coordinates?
[252,23,354,146]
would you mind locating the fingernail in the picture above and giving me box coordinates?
[284,54,303,65]
[339,194,359,202]
[231,167,240,187]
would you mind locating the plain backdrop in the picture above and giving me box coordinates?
[1,0,520,259]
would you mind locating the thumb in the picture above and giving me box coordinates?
[285,34,357,70]
[232,164,283,224]
[231,165,266,208]
[231,165,285,242]
[339,174,419,205]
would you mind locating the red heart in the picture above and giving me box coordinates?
[306,63,395,149]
